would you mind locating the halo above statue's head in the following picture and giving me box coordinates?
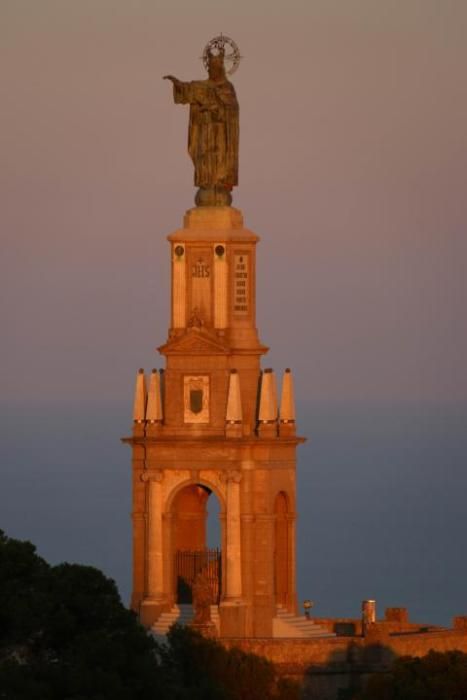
[202,34,241,76]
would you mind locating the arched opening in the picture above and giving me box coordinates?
[171,483,222,605]
[274,491,289,607]
[207,490,221,549]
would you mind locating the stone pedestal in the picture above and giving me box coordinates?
[123,205,305,640]
[219,600,247,638]
[140,599,166,627]
[252,597,274,637]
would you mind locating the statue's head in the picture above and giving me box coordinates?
[207,48,226,81]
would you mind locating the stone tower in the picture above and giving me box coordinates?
[123,38,304,638]
[123,205,304,638]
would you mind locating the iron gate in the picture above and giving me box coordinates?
[175,548,221,604]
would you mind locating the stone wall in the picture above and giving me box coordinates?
[221,624,467,700]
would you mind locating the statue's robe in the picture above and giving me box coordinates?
[172,79,239,189]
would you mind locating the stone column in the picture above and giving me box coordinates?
[214,243,228,329]
[225,470,242,599]
[241,459,255,636]
[131,511,145,612]
[253,513,275,637]
[220,470,246,637]
[172,245,186,328]
[140,471,165,626]
[287,512,297,613]
[147,471,164,599]
[130,458,146,613]
[162,511,174,607]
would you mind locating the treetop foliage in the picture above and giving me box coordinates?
[0,529,299,700]
[358,649,467,700]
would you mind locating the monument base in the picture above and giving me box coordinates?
[219,600,247,638]
[139,598,166,627]
[252,597,275,637]
[195,186,232,207]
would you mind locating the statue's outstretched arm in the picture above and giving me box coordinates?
[163,75,181,86]
[164,75,192,105]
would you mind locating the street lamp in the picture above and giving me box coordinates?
[303,599,314,619]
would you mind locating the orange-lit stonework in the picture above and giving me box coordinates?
[123,205,303,637]
[121,39,467,698]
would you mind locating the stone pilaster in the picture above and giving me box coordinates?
[172,244,186,328]
[214,242,228,328]
[224,470,242,600]
[240,459,255,636]
[131,511,145,612]
[287,512,298,613]
[253,513,275,637]
[220,469,247,637]
[140,470,166,626]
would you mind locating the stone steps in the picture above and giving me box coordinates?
[151,604,221,641]
[273,606,336,638]
[151,604,193,640]
[153,604,334,641]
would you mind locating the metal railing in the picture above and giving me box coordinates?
[175,548,221,604]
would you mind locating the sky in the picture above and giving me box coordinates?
[2,0,466,405]
[1,1,466,626]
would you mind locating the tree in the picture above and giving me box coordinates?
[0,529,165,699]
[162,625,300,700]
[0,530,300,700]
[358,650,467,700]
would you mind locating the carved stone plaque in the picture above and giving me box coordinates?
[184,375,210,423]
[233,252,249,315]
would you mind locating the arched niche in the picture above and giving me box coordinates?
[172,483,210,551]
[166,479,225,605]
[166,477,226,515]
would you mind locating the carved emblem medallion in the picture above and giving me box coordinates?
[184,375,210,423]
